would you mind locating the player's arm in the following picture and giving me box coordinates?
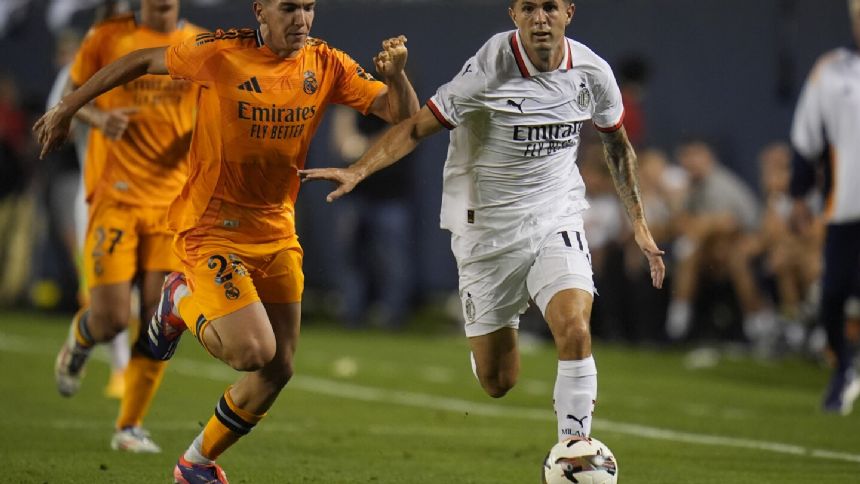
[34,47,168,158]
[599,126,666,288]
[299,105,442,201]
[366,35,420,124]
[61,78,137,141]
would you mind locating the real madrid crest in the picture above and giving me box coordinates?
[576,81,591,110]
[303,70,318,95]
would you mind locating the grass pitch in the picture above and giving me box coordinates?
[1,311,859,483]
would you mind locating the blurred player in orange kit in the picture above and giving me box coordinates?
[34,0,419,481]
[49,0,205,454]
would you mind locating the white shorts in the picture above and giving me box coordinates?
[451,214,594,338]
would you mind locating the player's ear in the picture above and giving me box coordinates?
[253,1,266,25]
[508,4,517,26]
[566,3,576,25]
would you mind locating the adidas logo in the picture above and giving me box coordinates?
[237,77,263,93]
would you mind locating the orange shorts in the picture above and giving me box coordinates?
[175,234,304,321]
[84,197,181,288]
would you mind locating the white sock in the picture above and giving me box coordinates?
[666,300,691,341]
[109,329,130,370]
[554,357,597,440]
[183,433,213,465]
[171,283,190,319]
[469,352,479,380]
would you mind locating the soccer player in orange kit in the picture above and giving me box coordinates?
[54,0,205,454]
[35,1,419,481]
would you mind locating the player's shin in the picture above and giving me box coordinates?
[184,387,266,464]
[553,357,597,440]
[115,345,167,430]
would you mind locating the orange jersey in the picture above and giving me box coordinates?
[70,14,205,206]
[164,29,386,244]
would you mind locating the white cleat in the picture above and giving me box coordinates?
[111,427,162,453]
[54,324,91,397]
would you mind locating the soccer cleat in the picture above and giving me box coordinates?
[147,272,188,360]
[822,368,860,415]
[111,426,162,453]
[173,456,229,484]
[54,320,92,397]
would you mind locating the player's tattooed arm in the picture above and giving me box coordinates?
[599,126,644,223]
[599,126,666,289]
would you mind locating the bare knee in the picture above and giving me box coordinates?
[477,370,517,398]
[224,339,276,372]
[554,313,591,358]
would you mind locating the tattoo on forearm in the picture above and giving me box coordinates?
[601,130,644,222]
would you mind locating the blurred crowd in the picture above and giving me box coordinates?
[0,22,851,367]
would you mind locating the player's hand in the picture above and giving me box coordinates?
[298,167,362,203]
[633,222,666,289]
[373,35,408,79]
[33,103,73,160]
[96,107,138,140]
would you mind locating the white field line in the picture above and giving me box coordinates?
[2,330,860,465]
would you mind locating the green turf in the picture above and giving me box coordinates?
[1,311,859,483]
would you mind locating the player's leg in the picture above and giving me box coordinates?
[468,328,520,398]
[56,281,131,397]
[111,269,171,453]
[173,242,303,483]
[452,235,530,398]
[820,223,860,413]
[542,289,596,439]
[529,220,598,440]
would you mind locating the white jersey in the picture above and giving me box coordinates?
[428,30,624,246]
[791,47,860,223]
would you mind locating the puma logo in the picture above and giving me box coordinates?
[566,414,589,428]
[506,98,525,113]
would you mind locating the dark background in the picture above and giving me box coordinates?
[0,0,852,294]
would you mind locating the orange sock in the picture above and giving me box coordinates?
[199,388,266,461]
[115,349,167,429]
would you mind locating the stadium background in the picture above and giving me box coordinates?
[0,0,850,296]
[1,1,860,483]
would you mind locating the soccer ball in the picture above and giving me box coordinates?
[541,436,618,484]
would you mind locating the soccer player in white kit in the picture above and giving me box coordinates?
[301,0,665,440]
[790,0,860,415]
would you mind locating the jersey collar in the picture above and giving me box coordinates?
[510,31,572,78]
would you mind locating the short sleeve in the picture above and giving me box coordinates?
[165,32,218,84]
[591,58,625,132]
[790,68,825,160]
[327,49,386,115]
[428,57,486,130]
[69,27,106,86]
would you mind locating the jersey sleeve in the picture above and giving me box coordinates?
[165,32,219,84]
[69,26,107,86]
[591,58,625,132]
[328,49,387,115]
[427,57,486,130]
[790,67,826,161]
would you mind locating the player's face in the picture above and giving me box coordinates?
[256,0,315,56]
[142,0,179,15]
[509,0,574,54]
